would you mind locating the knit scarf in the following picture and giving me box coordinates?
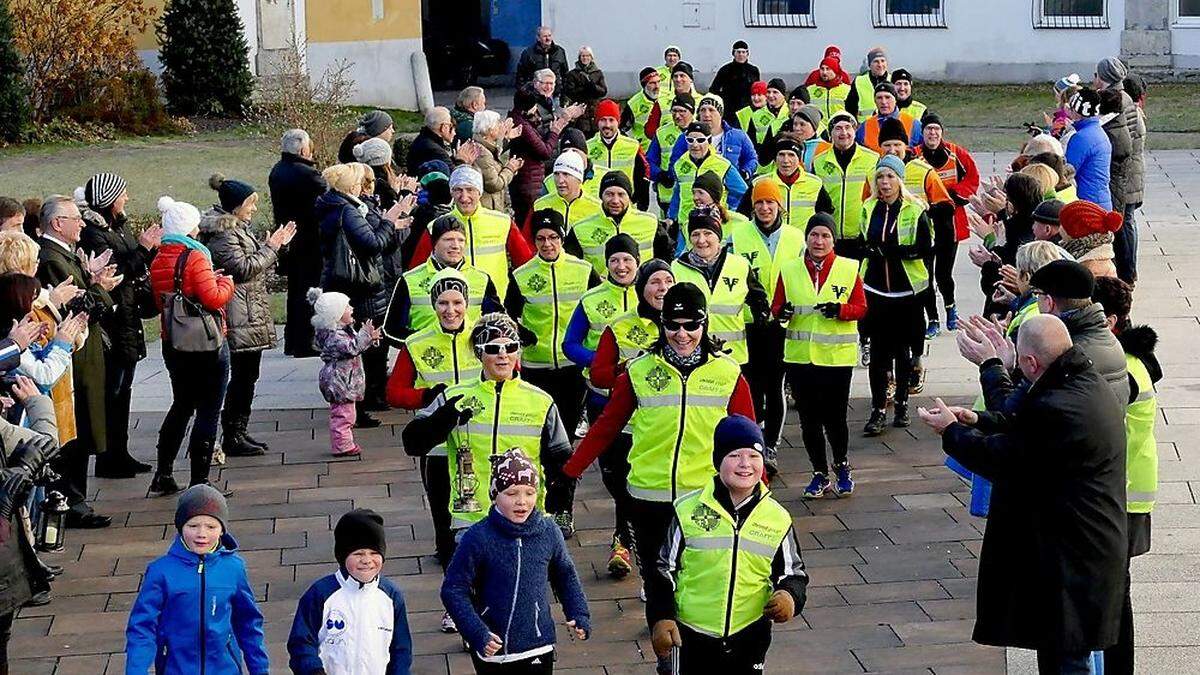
[1062,232,1114,262]
[162,233,213,260]
[664,343,704,371]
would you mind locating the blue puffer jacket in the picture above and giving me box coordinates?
[441,508,591,659]
[316,190,399,320]
[1065,117,1113,210]
[125,534,268,675]
[669,119,760,180]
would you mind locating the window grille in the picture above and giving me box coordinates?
[873,0,947,28]
[1034,0,1109,29]
[743,0,816,28]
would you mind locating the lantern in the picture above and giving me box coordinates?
[35,490,68,553]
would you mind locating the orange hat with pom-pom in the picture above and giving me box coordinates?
[1059,200,1122,240]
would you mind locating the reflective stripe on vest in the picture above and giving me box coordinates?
[573,211,659,276]
[400,263,490,334]
[588,134,640,184]
[671,253,753,364]
[751,171,824,229]
[444,377,553,527]
[807,83,850,124]
[860,197,930,294]
[655,124,687,203]
[407,326,482,455]
[674,151,734,225]
[444,207,513,298]
[729,218,806,297]
[852,74,878,121]
[512,254,594,369]
[626,352,740,501]
[673,481,793,637]
[533,192,604,235]
[812,145,880,241]
[610,312,659,360]
[1125,354,1158,513]
[780,255,860,366]
[578,282,636,395]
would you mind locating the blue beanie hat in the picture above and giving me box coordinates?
[713,414,765,469]
[875,154,906,179]
[209,173,256,213]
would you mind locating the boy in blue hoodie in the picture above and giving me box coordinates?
[441,450,591,673]
[287,508,414,674]
[124,485,269,675]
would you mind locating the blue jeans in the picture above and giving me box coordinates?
[1037,649,1099,675]
[1114,202,1140,284]
[157,342,230,482]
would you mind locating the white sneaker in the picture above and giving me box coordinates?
[441,611,458,634]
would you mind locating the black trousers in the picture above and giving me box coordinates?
[923,216,959,320]
[49,439,91,508]
[157,343,230,483]
[628,497,677,625]
[0,611,12,674]
[222,350,263,436]
[421,454,455,567]
[742,324,787,449]
[788,364,852,474]
[470,650,554,674]
[522,366,585,442]
[361,341,390,404]
[94,354,138,468]
[676,618,772,675]
[864,293,925,409]
[587,399,633,548]
[284,272,319,358]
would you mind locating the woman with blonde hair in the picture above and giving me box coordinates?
[1020,163,1059,199]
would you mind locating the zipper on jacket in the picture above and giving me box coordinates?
[451,336,460,383]
[467,216,476,265]
[198,555,207,675]
[882,201,893,292]
[490,382,503,458]
[670,371,690,500]
[504,537,524,653]
[722,512,747,639]
[838,163,849,239]
[534,602,542,637]
[550,263,560,369]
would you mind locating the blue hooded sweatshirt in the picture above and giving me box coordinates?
[125,533,268,675]
[440,507,591,660]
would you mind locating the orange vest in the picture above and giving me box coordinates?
[860,113,917,154]
[917,141,970,242]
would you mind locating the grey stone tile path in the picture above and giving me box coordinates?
[16,151,1200,673]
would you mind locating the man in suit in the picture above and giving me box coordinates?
[36,195,120,528]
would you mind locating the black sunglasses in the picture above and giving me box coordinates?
[666,320,703,332]
[481,342,520,355]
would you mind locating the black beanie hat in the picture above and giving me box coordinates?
[531,209,565,238]
[685,121,710,137]
[334,509,387,563]
[1032,199,1065,225]
[878,116,909,146]
[712,414,765,469]
[672,61,695,79]
[662,281,707,323]
[789,86,810,103]
[767,78,788,95]
[513,86,539,113]
[1030,259,1095,300]
[688,206,724,240]
[605,233,640,262]
[670,95,696,113]
[559,127,588,153]
[873,81,898,100]
[732,40,748,53]
[209,173,256,213]
[599,170,633,197]
[920,111,942,129]
[806,212,837,235]
[890,68,913,84]
[639,66,658,84]
[636,258,673,309]
[430,213,466,243]
[692,170,725,204]
[774,134,803,157]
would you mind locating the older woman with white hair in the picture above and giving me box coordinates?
[472,111,524,212]
[860,154,934,437]
[563,46,608,136]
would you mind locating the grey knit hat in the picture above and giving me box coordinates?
[1095,57,1128,86]
[352,138,393,167]
[358,110,394,137]
[175,484,229,532]
[83,173,127,210]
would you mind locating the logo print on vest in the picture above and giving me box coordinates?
[460,395,486,419]
[418,276,433,293]
[420,346,445,370]
[645,365,672,392]
[831,284,847,299]
[626,323,650,346]
[691,503,721,532]
[722,276,740,292]
[596,299,617,318]
[527,274,548,293]
[589,228,609,244]
[325,609,348,634]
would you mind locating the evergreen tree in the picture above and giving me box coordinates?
[156,0,255,116]
[0,1,30,141]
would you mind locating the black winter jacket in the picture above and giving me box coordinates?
[268,153,327,280]
[515,42,569,94]
[79,213,155,362]
[404,127,454,176]
[316,190,399,321]
[710,61,761,125]
[198,208,280,352]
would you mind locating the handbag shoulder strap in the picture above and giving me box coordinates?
[173,248,192,293]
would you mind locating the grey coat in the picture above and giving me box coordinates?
[1112,85,1145,207]
[198,208,279,352]
[0,395,58,615]
[1101,112,1133,214]
[1061,302,1131,407]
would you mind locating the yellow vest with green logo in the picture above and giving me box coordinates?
[673,481,792,638]
[626,90,659,152]
[541,172,602,200]
[587,134,641,185]
[1057,183,1079,204]
[813,145,879,241]
[902,157,937,202]
[399,262,490,334]
[512,253,594,369]
[901,99,927,123]
[751,171,824,229]
[1125,354,1157,514]
[626,351,740,501]
[808,83,851,126]
[656,66,675,96]
[654,123,688,204]
[673,151,734,226]
[735,106,786,145]
[405,326,481,455]
[728,218,806,299]
[442,206,513,298]
[577,281,636,393]
[571,210,659,276]
[609,311,659,360]
[859,197,930,294]
[852,73,878,122]
[779,255,860,366]
[443,376,553,527]
[532,191,603,235]
[671,253,753,364]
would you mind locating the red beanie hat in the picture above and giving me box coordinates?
[595,99,621,122]
[820,56,841,71]
[750,81,768,96]
[1059,200,1123,240]
[824,45,842,59]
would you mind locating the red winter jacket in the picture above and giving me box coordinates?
[150,242,235,339]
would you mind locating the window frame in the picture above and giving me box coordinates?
[1174,0,1200,28]
[1033,0,1110,30]
[873,0,948,29]
[743,0,817,28]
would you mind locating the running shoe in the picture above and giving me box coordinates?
[803,473,832,499]
[553,511,576,540]
[925,319,941,340]
[946,305,959,331]
[441,611,458,634]
[832,463,855,496]
[860,339,871,366]
[607,537,633,579]
[893,403,911,428]
[863,409,888,437]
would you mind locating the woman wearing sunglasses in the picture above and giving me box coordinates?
[401,311,576,552]
[563,282,755,615]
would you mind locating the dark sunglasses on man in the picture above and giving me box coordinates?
[665,319,703,332]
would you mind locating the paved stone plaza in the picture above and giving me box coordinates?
[10,151,1200,673]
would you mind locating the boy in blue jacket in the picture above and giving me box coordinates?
[441,450,591,673]
[287,508,413,674]
[124,485,269,675]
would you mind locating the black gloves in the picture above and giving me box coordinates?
[815,302,843,319]
[777,302,795,323]
[420,383,448,407]
[658,172,675,189]
[430,394,473,428]
[6,435,58,476]
[517,323,539,347]
[0,468,33,522]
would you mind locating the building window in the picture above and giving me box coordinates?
[1176,0,1200,26]
[743,0,815,28]
[1034,0,1109,29]
[873,0,946,28]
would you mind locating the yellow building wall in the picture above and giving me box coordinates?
[306,0,422,43]
[135,0,168,50]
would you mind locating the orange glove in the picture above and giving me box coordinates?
[762,590,795,623]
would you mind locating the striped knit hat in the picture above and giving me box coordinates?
[83,173,127,210]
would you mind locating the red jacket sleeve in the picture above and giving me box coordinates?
[184,253,234,312]
[507,223,534,267]
[952,144,981,201]
[771,277,787,317]
[838,274,868,322]
[644,101,662,141]
[564,373,636,478]
[408,229,432,269]
[590,328,621,390]
[727,375,756,421]
[385,346,426,410]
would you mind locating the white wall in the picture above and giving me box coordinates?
[306,38,423,109]
[1172,26,1200,68]
[543,0,1125,96]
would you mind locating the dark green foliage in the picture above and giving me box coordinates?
[0,1,30,141]
[156,0,254,117]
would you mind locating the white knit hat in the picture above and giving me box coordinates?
[157,196,201,236]
[352,137,393,167]
[552,151,585,182]
[307,287,351,330]
[449,165,483,193]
